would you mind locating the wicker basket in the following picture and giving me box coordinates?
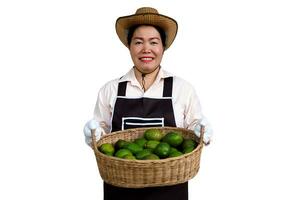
[91,126,204,188]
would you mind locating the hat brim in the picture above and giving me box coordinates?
[116,13,178,50]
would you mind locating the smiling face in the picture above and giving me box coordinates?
[129,25,164,74]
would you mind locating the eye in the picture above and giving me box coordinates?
[134,41,142,45]
[151,41,158,45]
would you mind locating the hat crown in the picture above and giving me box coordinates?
[135,7,158,15]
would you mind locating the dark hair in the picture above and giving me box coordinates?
[127,25,166,48]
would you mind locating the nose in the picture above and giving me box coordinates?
[142,43,151,53]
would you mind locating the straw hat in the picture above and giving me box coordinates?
[115,7,178,50]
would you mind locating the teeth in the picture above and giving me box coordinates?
[141,58,153,61]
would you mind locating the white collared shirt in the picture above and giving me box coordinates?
[94,68,204,134]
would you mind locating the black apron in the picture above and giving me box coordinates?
[104,77,188,200]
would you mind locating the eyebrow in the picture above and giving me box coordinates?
[132,37,161,41]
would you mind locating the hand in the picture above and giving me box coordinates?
[194,117,213,145]
[83,119,103,146]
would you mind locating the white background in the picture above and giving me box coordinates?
[1,0,300,199]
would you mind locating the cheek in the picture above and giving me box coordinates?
[130,46,141,55]
[129,48,138,58]
[155,49,164,59]
[155,46,164,54]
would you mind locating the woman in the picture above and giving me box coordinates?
[84,7,212,200]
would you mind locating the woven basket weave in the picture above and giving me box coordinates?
[91,126,204,188]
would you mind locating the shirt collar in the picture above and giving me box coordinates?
[119,67,173,84]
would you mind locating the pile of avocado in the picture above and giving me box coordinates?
[98,129,198,160]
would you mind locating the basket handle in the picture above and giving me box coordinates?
[91,129,98,152]
[199,125,205,146]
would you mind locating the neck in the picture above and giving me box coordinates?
[134,66,161,91]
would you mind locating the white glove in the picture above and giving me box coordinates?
[194,117,213,145]
[83,119,103,146]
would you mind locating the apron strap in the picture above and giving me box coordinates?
[163,77,173,97]
[117,81,127,96]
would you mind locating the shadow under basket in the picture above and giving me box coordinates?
[91,126,205,188]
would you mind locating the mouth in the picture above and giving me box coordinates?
[139,57,154,63]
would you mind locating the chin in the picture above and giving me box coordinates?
[136,65,154,73]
